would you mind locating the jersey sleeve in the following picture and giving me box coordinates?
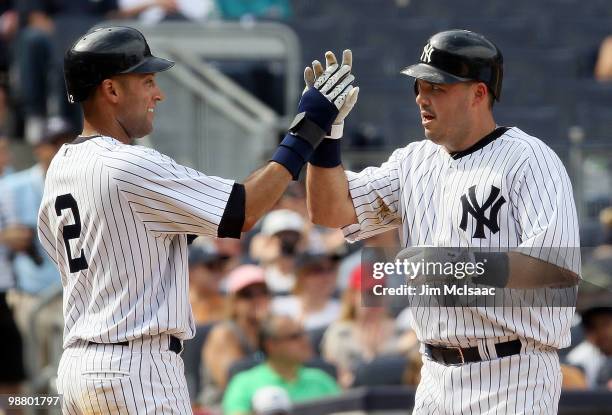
[102,147,244,238]
[342,149,402,242]
[512,145,580,275]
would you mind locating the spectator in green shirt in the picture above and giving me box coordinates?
[222,314,339,414]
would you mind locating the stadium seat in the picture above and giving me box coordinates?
[503,47,582,79]
[576,103,612,141]
[306,326,328,356]
[495,105,568,144]
[352,354,408,387]
[448,17,545,48]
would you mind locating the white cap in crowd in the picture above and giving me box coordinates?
[261,209,305,236]
[251,385,292,415]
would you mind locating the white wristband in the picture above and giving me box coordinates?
[326,122,344,140]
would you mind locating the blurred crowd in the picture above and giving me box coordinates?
[0,0,610,147]
[185,189,425,414]
[0,1,611,415]
[0,0,292,145]
[2,118,611,414]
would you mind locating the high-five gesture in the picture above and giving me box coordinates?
[305,49,359,127]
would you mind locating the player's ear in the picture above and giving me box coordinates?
[99,78,121,104]
[472,82,488,107]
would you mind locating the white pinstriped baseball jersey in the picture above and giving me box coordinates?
[343,126,580,349]
[37,135,244,349]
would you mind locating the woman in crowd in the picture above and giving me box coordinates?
[201,264,271,406]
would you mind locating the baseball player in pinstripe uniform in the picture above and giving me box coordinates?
[36,26,357,414]
[306,30,580,414]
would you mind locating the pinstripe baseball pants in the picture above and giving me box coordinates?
[57,336,192,414]
[413,348,562,414]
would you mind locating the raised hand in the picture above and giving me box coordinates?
[305,49,359,126]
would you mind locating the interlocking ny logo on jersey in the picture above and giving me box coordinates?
[460,185,506,239]
[421,43,434,63]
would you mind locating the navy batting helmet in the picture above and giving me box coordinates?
[64,26,174,103]
[401,29,503,101]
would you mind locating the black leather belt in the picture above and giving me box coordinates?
[424,339,522,365]
[88,335,182,354]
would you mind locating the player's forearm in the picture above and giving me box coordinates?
[241,162,292,231]
[306,164,357,228]
[506,252,579,289]
[472,251,579,289]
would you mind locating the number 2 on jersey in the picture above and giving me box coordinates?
[55,194,89,273]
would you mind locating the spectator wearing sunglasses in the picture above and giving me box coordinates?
[222,314,338,415]
[271,252,341,331]
[202,265,271,407]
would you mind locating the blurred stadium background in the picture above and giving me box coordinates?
[0,0,611,414]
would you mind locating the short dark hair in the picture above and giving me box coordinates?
[581,306,612,331]
[488,90,495,109]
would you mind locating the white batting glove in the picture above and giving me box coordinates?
[304,49,360,139]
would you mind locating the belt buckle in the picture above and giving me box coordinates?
[449,346,465,365]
